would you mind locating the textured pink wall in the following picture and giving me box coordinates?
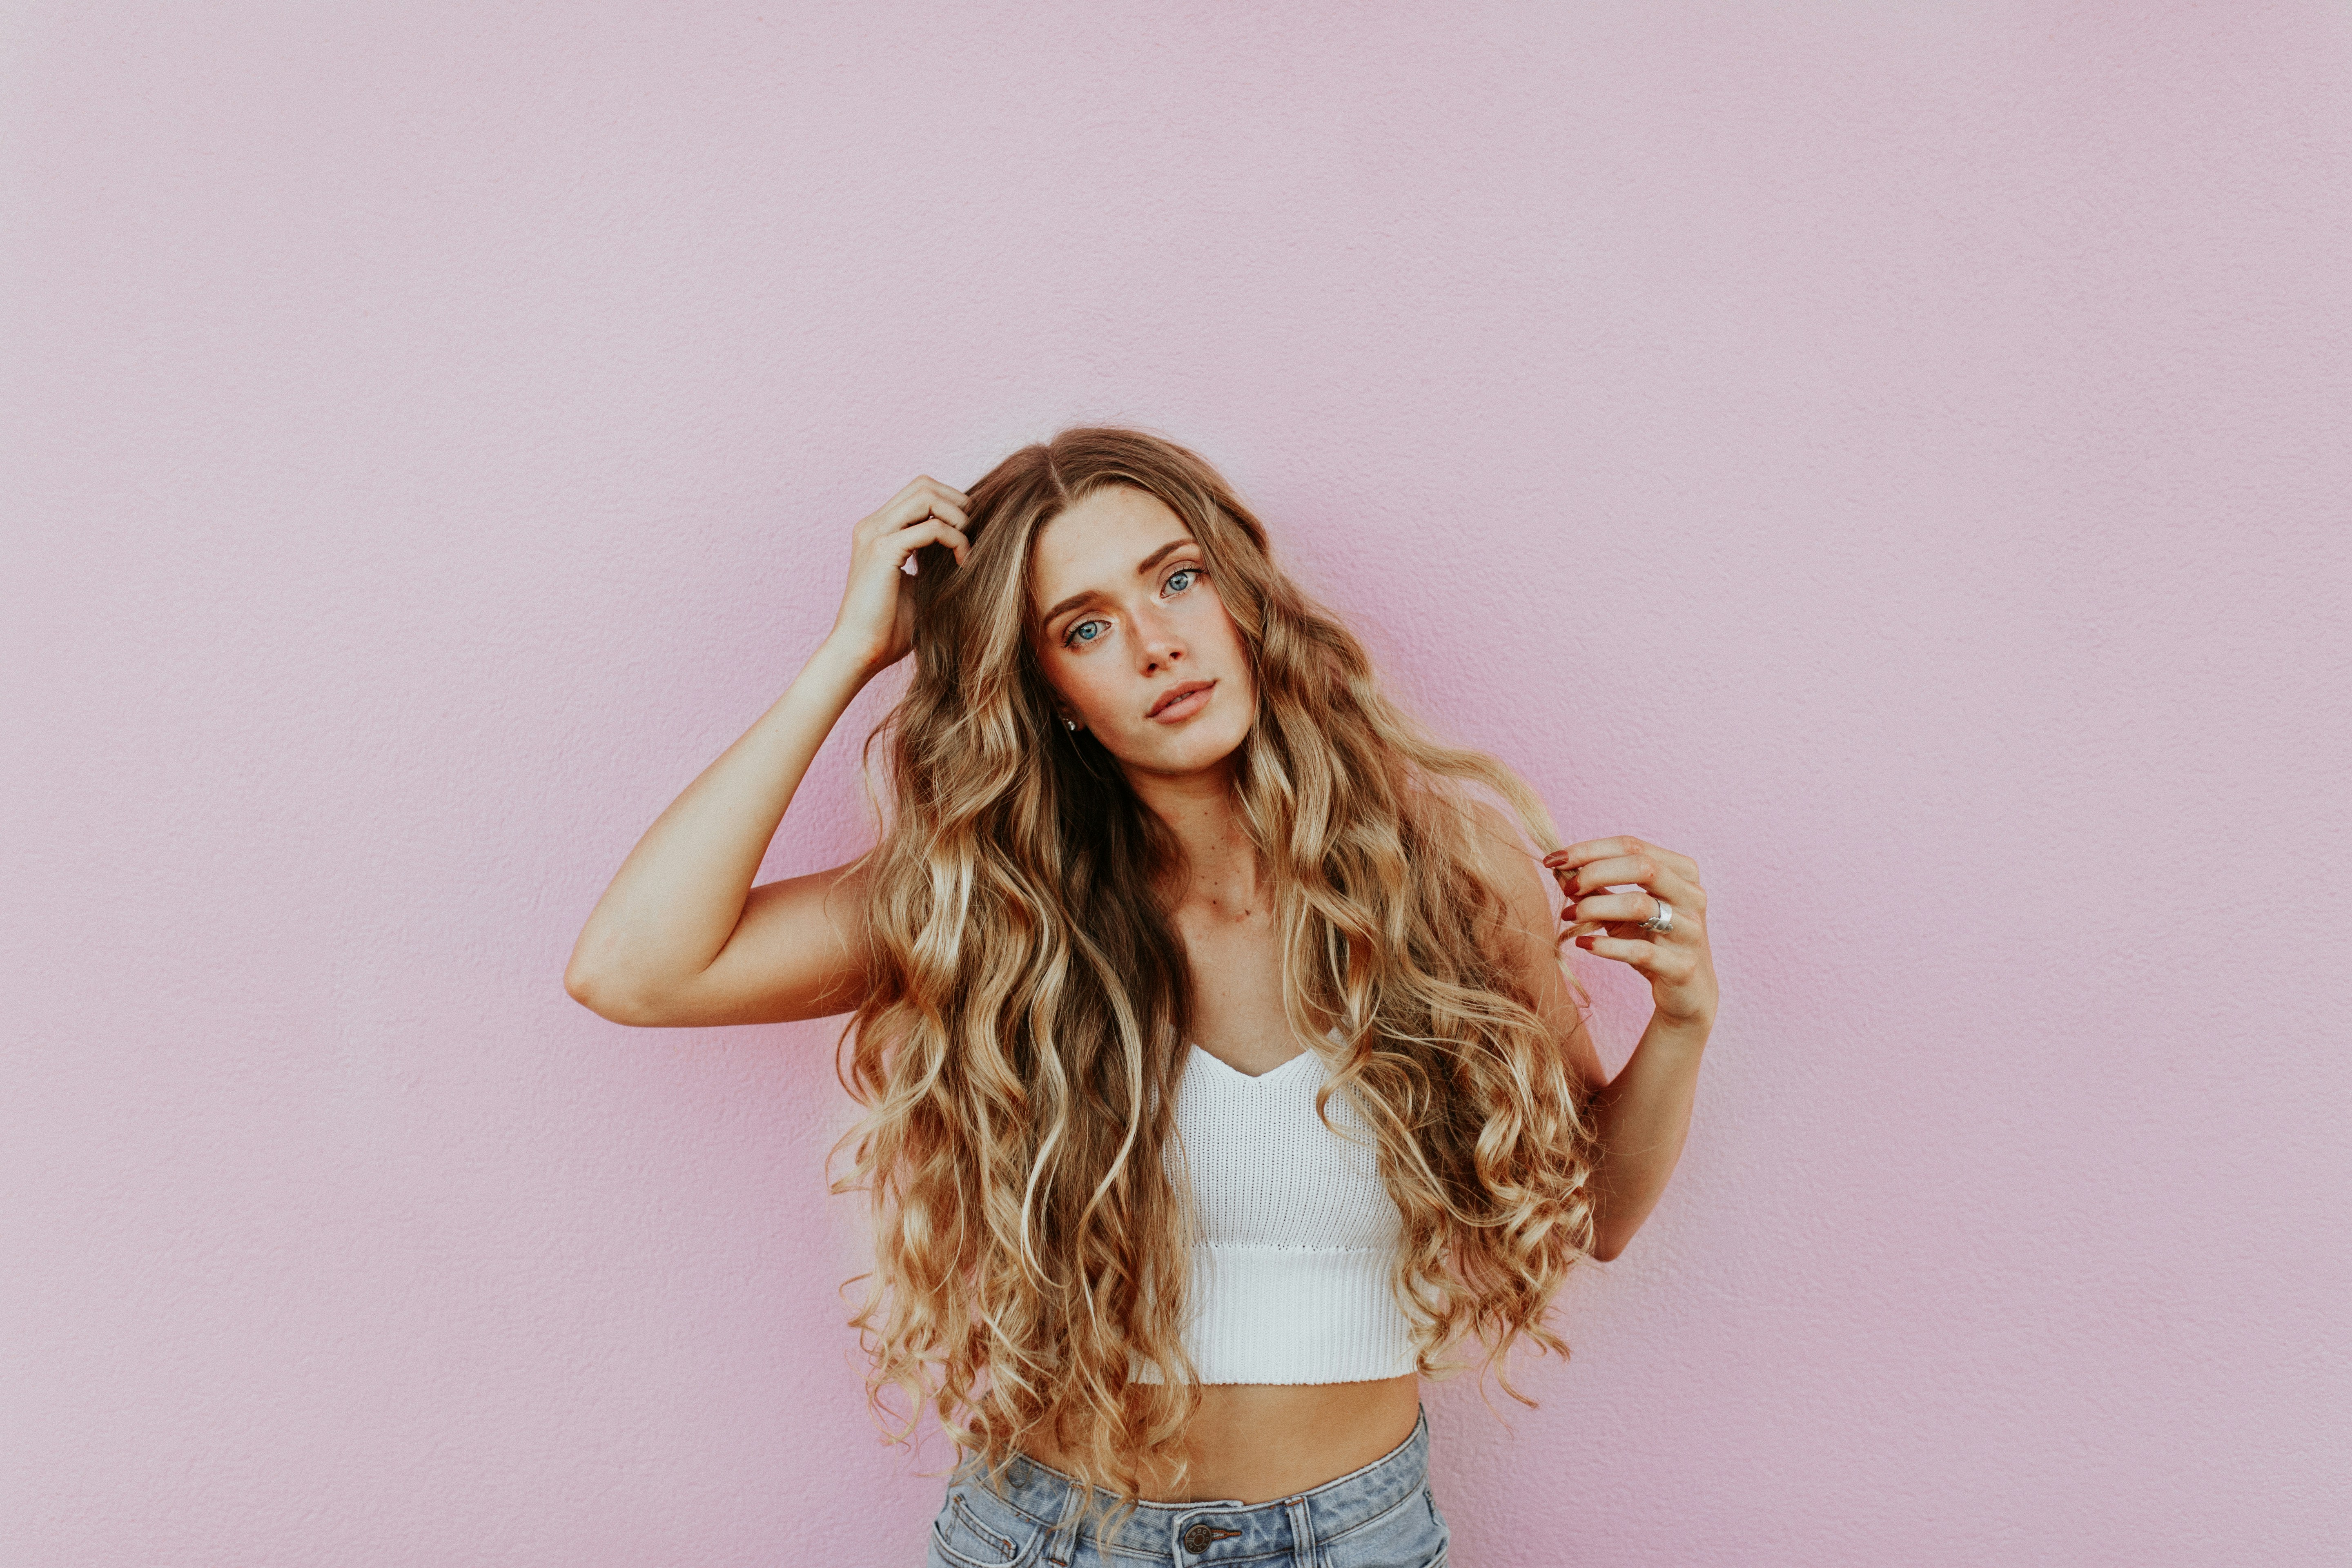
[6,4,2348,1564]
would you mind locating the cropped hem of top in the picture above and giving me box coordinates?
[1132,1040,1420,1386]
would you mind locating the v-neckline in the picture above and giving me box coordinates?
[1187,1042,1316,1083]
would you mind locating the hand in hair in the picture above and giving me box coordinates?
[822,474,973,678]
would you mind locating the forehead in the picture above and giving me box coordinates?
[1028,486,1192,609]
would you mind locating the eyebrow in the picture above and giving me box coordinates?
[1039,537,1196,630]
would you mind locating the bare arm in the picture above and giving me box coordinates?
[562,649,874,1026]
[1578,1009,1709,1262]
[562,476,973,1027]
[1472,808,1718,1261]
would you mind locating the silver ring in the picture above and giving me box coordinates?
[1639,898,1675,935]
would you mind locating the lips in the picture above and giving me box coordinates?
[1147,679,1215,719]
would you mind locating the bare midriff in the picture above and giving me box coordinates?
[1020,1375,1421,1505]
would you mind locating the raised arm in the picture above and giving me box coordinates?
[1470,805,1718,1262]
[561,476,973,1027]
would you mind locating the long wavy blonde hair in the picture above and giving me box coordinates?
[833,426,1601,1502]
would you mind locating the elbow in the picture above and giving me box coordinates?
[564,960,650,1025]
[562,952,604,1011]
[1590,1223,1628,1264]
[563,965,612,1020]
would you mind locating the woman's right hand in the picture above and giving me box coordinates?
[821,475,972,679]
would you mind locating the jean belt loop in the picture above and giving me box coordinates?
[1283,1493,1318,1568]
[1043,1477,1083,1568]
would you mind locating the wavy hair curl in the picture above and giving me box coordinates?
[833,426,1601,1505]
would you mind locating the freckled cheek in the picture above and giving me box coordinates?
[1066,665,1135,731]
[1203,610,1251,673]
[1174,590,1236,646]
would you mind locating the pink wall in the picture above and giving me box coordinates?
[7,4,2348,1564]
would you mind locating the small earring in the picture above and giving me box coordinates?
[1063,718,1078,732]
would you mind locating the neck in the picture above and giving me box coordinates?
[1124,757,1262,915]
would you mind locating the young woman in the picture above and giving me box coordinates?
[564,428,1717,1566]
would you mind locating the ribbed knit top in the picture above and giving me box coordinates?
[1147,1042,1418,1385]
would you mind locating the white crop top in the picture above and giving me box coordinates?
[1143,1041,1418,1385]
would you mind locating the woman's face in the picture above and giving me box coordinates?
[1029,486,1256,782]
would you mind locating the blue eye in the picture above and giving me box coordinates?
[1165,567,1198,595]
[1068,564,1214,648]
[1065,619,1107,648]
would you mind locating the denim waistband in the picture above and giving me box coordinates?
[953,1407,1431,1564]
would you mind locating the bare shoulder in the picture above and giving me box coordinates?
[1458,797,1566,964]
[1457,796,1608,1094]
[1459,797,1557,929]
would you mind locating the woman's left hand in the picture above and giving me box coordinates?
[1545,836,1717,1031]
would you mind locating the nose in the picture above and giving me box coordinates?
[1134,603,1186,675]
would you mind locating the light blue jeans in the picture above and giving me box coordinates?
[923,1407,1448,1568]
